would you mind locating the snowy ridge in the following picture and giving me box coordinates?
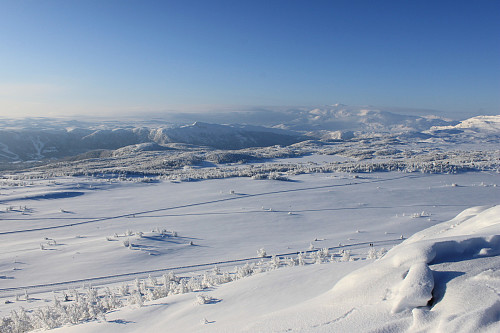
[0,123,303,162]
[0,106,462,163]
[279,104,454,133]
[150,104,456,133]
[155,122,302,149]
[428,115,500,134]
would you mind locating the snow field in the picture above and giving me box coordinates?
[35,205,500,333]
[0,170,499,332]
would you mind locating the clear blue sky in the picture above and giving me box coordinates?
[1,0,499,117]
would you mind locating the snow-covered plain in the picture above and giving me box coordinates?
[0,169,499,332]
[0,109,499,332]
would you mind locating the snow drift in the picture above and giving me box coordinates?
[250,205,500,332]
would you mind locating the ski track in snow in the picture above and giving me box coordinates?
[0,203,469,221]
[0,173,420,236]
[0,238,403,298]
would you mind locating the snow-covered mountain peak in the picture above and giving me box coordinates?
[430,115,500,133]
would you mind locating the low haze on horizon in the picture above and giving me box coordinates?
[1,0,499,119]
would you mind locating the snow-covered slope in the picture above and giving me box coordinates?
[0,169,498,333]
[421,115,500,146]
[302,205,500,332]
[426,115,500,140]
[0,123,303,162]
[429,115,500,135]
[41,204,500,333]
[152,122,302,149]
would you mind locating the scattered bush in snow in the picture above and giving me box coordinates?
[196,295,218,305]
[411,211,430,218]
[118,284,130,296]
[147,274,158,287]
[341,250,351,262]
[268,172,289,181]
[235,263,254,279]
[128,290,144,307]
[270,255,281,269]
[377,247,388,258]
[0,241,389,333]
[311,248,330,264]
[297,252,306,266]
[0,286,124,333]
[285,257,296,267]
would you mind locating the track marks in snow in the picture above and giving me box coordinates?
[0,238,403,298]
[318,307,357,327]
[0,173,421,236]
[279,307,357,332]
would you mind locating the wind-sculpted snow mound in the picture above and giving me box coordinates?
[391,262,434,314]
[321,205,500,332]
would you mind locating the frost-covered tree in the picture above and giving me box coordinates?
[128,290,144,307]
[367,247,377,260]
[377,247,388,258]
[270,255,281,269]
[341,250,351,262]
[235,263,254,279]
[297,252,306,266]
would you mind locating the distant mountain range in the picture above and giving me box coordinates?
[0,122,303,162]
[0,105,497,162]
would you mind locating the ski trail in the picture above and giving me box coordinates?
[0,238,402,297]
[0,173,421,235]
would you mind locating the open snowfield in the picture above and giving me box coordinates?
[0,168,499,332]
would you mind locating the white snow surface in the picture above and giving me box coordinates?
[44,204,500,333]
[429,115,500,134]
[1,170,498,332]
